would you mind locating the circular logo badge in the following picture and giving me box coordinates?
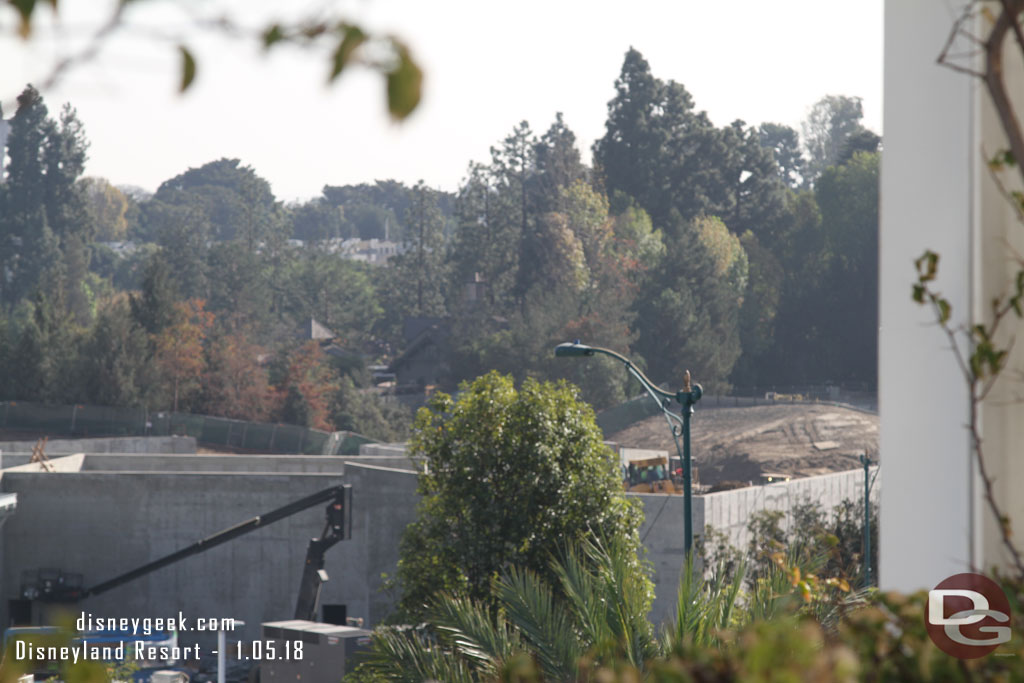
[926,573,1012,659]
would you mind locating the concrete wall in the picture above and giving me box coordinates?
[78,454,347,473]
[635,467,880,627]
[0,461,418,648]
[0,436,196,460]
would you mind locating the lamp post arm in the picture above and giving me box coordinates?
[553,340,701,556]
[623,362,686,431]
[588,346,676,402]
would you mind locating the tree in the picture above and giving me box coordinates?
[6,291,85,403]
[81,299,155,407]
[393,372,646,620]
[396,181,449,316]
[813,151,879,384]
[154,158,283,251]
[594,49,725,229]
[154,299,214,411]
[449,163,518,313]
[205,242,273,334]
[532,113,587,214]
[141,200,211,298]
[838,129,881,165]
[130,253,179,335]
[730,231,785,386]
[757,122,805,188]
[715,120,790,242]
[81,177,132,241]
[330,376,412,442]
[274,341,339,431]
[279,253,381,345]
[288,199,345,243]
[201,333,274,421]
[633,213,747,393]
[0,85,93,311]
[801,95,869,185]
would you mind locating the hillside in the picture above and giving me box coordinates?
[607,404,878,486]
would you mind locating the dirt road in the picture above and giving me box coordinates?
[607,403,878,486]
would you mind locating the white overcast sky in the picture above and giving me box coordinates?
[0,0,883,201]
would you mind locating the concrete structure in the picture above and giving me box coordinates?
[881,2,1024,590]
[0,441,878,640]
[0,436,196,458]
[0,453,418,648]
[0,493,14,528]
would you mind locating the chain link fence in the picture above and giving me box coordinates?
[0,402,374,455]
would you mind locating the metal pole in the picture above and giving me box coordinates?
[682,400,693,554]
[217,629,226,683]
[861,453,872,586]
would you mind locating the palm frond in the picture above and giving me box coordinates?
[359,626,477,683]
[430,593,525,676]
[495,565,582,681]
[668,554,748,649]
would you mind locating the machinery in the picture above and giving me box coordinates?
[21,484,352,622]
[623,454,680,493]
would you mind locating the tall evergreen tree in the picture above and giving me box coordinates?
[532,113,587,214]
[633,212,747,392]
[757,122,805,189]
[0,86,93,312]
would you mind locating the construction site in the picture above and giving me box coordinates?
[0,396,880,679]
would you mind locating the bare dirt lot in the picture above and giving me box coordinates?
[607,404,878,486]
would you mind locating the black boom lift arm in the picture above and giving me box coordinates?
[47,484,352,621]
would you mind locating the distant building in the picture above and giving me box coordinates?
[286,238,404,265]
[300,317,336,341]
[389,317,452,392]
[337,238,402,265]
[97,241,140,257]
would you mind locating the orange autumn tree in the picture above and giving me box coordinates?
[276,341,339,431]
[201,334,275,422]
[154,299,214,411]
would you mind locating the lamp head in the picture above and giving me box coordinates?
[554,342,595,358]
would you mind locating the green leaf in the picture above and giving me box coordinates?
[262,24,284,49]
[911,284,925,304]
[990,149,1017,169]
[970,353,983,379]
[179,45,197,92]
[386,42,422,120]
[328,24,367,82]
[937,298,951,324]
[1012,191,1024,212]
[914,250,939,282]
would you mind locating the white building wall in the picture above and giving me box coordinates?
[974,10,1024,573]
[881,1,1024,590]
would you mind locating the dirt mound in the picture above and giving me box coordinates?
[607,404,878,486]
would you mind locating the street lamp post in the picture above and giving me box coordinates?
[554,341,703,553]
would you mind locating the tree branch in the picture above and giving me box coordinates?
[985,1,1024,190]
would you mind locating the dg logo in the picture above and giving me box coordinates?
[926,573,1012,659]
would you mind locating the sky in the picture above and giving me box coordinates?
[0,0,884,202]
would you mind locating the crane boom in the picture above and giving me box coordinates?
[35,484,351,608]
